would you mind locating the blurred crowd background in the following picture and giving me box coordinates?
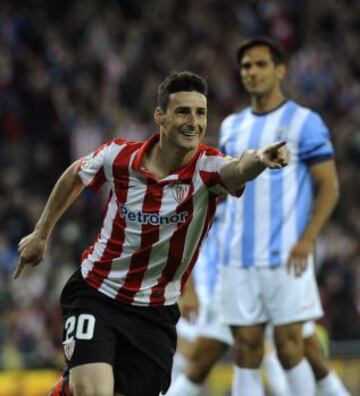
[1,0,360,373]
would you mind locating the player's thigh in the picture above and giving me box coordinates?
[220,266,267,325]
[188,336,228,367]
[185,337,229,382]
[176,317,198,359]
[177,335,194,360]
[70,362,114,396]
[231,323,266,349]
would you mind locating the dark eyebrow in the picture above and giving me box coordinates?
[175,106,207,113]
[241,61,251,68]
[175,106,190,111]
[241,59,269,68]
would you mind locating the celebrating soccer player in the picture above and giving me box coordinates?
[14,71,289,396]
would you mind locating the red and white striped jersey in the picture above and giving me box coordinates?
[77,133,241,306]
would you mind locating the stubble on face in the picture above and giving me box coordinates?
[162,91,207,152]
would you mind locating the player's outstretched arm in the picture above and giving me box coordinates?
[13,161,85,279]
[220,141,290,192]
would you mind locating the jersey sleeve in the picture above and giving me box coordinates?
[298,112,334,165]
[199,149,244,197]
[219,122,226,154]
[218,115,233,154]
[77,140,113,191]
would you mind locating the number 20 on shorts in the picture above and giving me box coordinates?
[64,313,96,342]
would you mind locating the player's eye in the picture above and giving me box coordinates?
[256,61,268,68]
[176,107,190,115]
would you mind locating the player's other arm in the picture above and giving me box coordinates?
[304,160,339,241]
[287,160,339,275]
[220,141,290,193]
[179,275,199,320]
[13,161,85,279]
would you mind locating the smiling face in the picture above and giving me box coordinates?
[240,45,286,98]
[155,90,207,153]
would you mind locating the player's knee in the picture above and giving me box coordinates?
[233,338,264,367]
[275,324,303,365]
[275,335,303,368]
[186,350,215,383]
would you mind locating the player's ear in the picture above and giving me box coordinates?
[154,107,165,126]
[276,63,287,80]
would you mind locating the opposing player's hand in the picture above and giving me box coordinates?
[13,232,47,279]
[257,141,290,169]
[286,238,313,277]
[179,287,199,321]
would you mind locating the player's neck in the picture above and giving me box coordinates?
[144,142,196,179]
[251,89,285,114]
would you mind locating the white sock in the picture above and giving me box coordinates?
[285,359,316,396]
[232,366,265,396]
[171,353,188,382]
[317,371,351,396]
[262,352,290,396]
[165,373,202,396]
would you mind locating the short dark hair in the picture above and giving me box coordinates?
[236,37,286,65]
[157,71,208,111]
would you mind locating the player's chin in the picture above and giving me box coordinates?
[178,134,201,149]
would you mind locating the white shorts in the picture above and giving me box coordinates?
[177,317,198,342]
[220,260,323,326]
[196,299,233,345]
[177,296,233,346]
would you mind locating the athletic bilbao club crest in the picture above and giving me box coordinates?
[63,340,75,361]
[81,153,95,169]
[173,183,190,203]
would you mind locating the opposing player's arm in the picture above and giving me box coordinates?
[286,159,339,276]
[302,160,339,241]
[220,141,290,193]
[179,275,199,321]
[13,161,85,279]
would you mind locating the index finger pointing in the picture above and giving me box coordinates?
[13,261,25,279]
[273,140,287,149]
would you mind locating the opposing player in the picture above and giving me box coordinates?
[219,37,344,396]
[14,71,289,396]
[167,39,350,396]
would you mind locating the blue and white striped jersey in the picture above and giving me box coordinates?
[219,100,334,268]
[193,204,224,304]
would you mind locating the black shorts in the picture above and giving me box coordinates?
[60,270,180,396]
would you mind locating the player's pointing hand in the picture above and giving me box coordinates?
[13,231,47,279]
[257,140,290,169]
